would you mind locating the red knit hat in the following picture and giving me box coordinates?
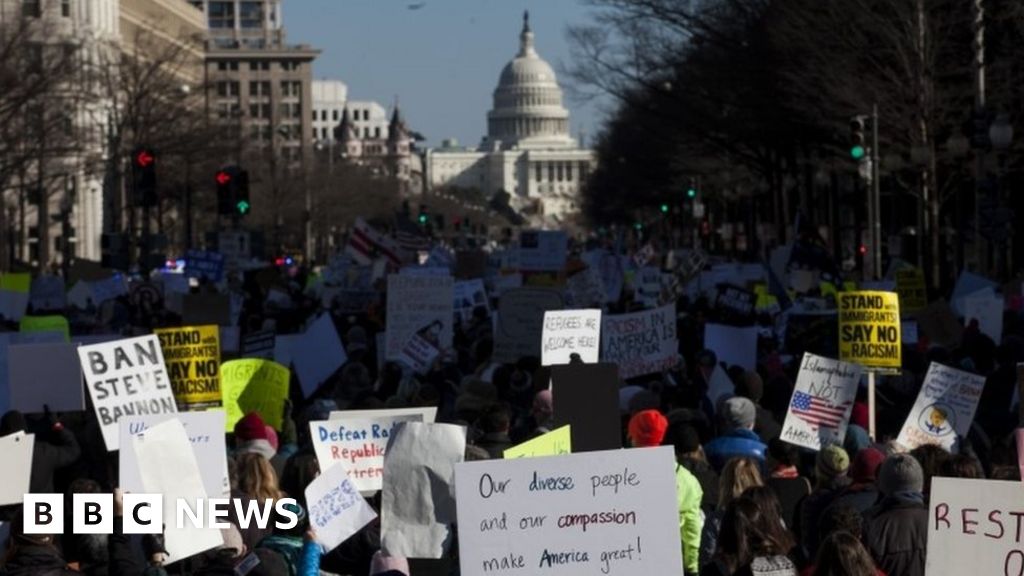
[851,447,886,483]
[628,409,669,447]
[850,402,869,429]
[234,412,269,441]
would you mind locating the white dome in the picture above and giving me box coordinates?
[487,12,575,149]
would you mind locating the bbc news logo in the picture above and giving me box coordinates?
[23,495,301,534]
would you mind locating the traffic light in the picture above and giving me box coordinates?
[850,116,868,160]
[216,167,236,215]
[418,207,428,225]
[235,170,250,216]
[660,203,669,214]
[686,178,697,199]
[132,146,157,207]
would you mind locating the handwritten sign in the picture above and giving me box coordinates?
[780,353,862,451]
[896,362,984,453]
[310,414,424,492]
[306,459,378,552]
[894,268,927,315]
[601,304,678,379]
[154,325,221,411]
[494,288,566,363]
[504,426,572,459]
[386,274,454,360]
[704,323,758,371]
[119,411,229,498]
[185,249,225,282]
[78,335,176,451]
[541,310,601,366]
[220,359,289,432]
[838,291,901,372]
[454,446,683,575]
[926,478,1024,576]
[715,284,756,320]
[454,279,489,328]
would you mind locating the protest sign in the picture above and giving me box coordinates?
[0,273,30,321]
[182,293,231,326]
[541,309,601,366]
[632,266,663,308]
[551,363,621,453]
[454,250,488,279]
[633,243,655,268]
[591,251,625,303]
[381,422,466,558]
[494,288,565,364]
[951,270,998,315]
[706,365,734,407]
[397,333,441,374]
[241,329,275,360]
[154,325,222,411]
[503,425,571,459]
[916,300,963,349]
[837,291,901,372]
[310,413,424,492]
[306,459,378,552]
[19,315,69,341]
[0,433,32,505]
[518,230,568,272]
[220,359,289,431]
[715,284,756,322]
[565,266,605,308]
[453,279,489,327]
[601,304,678,380]
[184,249,225,282]
[129,281,164,317]
[901,321,919,344]
[88,275,127,305]
[8,343,83,413]
[293,313,346,397]
[385,274,453,361]
[962,289,1004,344]
[894,268,926,315]
[119,411,229,498]
[926,478,1024,576]
[0,333,64,415]
[219,327,239,354]
[78,335,176,451]
[29,276,65,312]
[454,446,683,576]
[896,362,985,452]
[329,407,438,424]
[704,323,758,371]
[780,353,862,451]
[132,418,223,564]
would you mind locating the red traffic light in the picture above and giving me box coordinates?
[135,149,155,168]
[216,171,232,185]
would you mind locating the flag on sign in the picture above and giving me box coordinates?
[346,218,402,267]
[790,391,850,429]
[394,217,431,257]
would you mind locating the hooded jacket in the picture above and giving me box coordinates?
[676,464,704,574]
[0,542,77,576]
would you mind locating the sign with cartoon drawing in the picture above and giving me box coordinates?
[896,362,984,453]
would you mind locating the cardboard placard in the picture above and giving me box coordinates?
[503,425,572,459]
[916,300,963,349]
[184,249,225,282]
[494,288,566,364]
[0,273,30,321]
[306,459,378,552]
[310,413,424,492]
[119,411,229,498]
[894,268,927,315]
[541,309,601,366]
[962,289,1004,344]
[293,313,346,397]
[703,323,758,372]
[182,293,231,327]
[220,359,289,432]
[241,329,275,360]
[453,279,489,328]
[29,276,65,312]
[154,325,222,411]
[385,274,454,361]
[896,362,985,452]
[780,353,862,451]
[517,231,568,272]
[837,291,901,372]
[8,343,84,413]
[551,363,621,453]
[926,478,1024,576]
[0,433,33,505]
[601,304,678,380]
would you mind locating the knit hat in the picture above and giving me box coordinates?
[816,445,850,479]
[264,426,279,452]
[667,423,701,454]
[721,397,756,430]
[877,453,924,495]
[370,551,410,576]
[627,410,669,447]
[234,412,269,441]
[735,371,764,403]
[850,402,869,429]
[850,447,886,483]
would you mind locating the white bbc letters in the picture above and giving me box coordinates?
[23,494,63,534]
[122,493,163,534]
[73,493,113,534]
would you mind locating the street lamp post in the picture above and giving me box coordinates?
[989,113,1014,275]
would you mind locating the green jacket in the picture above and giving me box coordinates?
[676,463,704,574]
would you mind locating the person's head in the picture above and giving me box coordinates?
[627,409,669,448]
[877,453,925,496]
[816,445,851,485]
[271,500,308,538]
[720,397,757,432]
[910,443,950,495]
[718,457,763,509]
[481,404,511,435]
[236,452,283,501]
[741,486,785,531]
[664,422,702,460]
[768,437,800,469]
[939,453,983,479]
[814,531,878,576]
[735,371,764,404]
[818,504,864,540]
[234,412,269,443]
[849,447,886,485]
[714,496,794,572]
[531,389,553,424]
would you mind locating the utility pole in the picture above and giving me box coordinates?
[973,0,986,272]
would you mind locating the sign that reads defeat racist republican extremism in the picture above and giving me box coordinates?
[896,362,984,453]
[309,413,424,492]
[454,446,683,575]
[601,303,678,379]
[926,478,1024,576]
[78,335,177,451]
[838,291,901,372]
[155,325,222,411]
[780,353,862,451]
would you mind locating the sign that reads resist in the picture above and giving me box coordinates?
[927,478,1024,576]
[309,414,424,492]
[838,291,901,371]
[541,310,601,366]
[454,446,682,575]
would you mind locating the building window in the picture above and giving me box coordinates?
[375,127,381,138]
[248,60,269,71]
[209,1,234,28]
[217,61,238,72]
[280,60,299,71]
[239,1,263,28]
[22,0,40,17]
[548,163,554,182]
[535,163,542,182]
[332,110,339,121]
[566,163,573,181]
[216,81,239,97]
[556,163,564,182]
[61,0,70,17]
[248,80,269,97]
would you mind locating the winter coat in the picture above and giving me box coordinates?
[681,457,720,514]
[0,543,78,576]
[862,495,928,576]
[704,429,767,472]
[677,464,704,574]
[766,475,811,530]
[794,478,851,558]
[257,536,321,576]
[31,427,81,494]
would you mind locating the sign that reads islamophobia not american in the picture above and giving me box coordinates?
[78,335,177,451]
[154,325,222,410]
[838,291,901,372]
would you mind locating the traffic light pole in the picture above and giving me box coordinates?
[871,103,882,279]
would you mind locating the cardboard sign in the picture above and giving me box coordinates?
[503,425,572,459]
[894,268,926,315]
[541,309,601,366]
[632,267,663,308]
[715,284,756,320]
[385,274,454,360]
[916,300,963,349]
[8,343,84,413]
[182,294,231,326]
[310,413,424,492]
[78,335,176,452]
[926,478,1024,576]
[29,276,65,312]
[494,288,566,364]
[119,411,229,498]
[0,433,33,505]
[896,362,985,452]
[132,419,223,563]
[88,275,127,305]
[454,446,684,576]
[220,359,289,432]
[601,304,678,380]
[184,249,225,282]
[962,289,1004,344]
[780,353,862,451]
[381,422,466,558]
[329,407,438,424]
[837,291,901,372]
[951,270,998,316]
[293,313,346,397]
[241,330,275,360]
[703,324,758,372]
[518,231,568,272]
[706,365,734,407]
[453,279,489,328]
[19,315,69,341]
[154,325,222,411]
[565,267,606,308]
[551,363,621,453]
[306,459,378,552]
[397,333,440,374]
[0,273,30,321]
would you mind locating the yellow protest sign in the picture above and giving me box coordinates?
[503,425,572,459]
[895,268,927,315]
[220,359,289,431]
[838,291,901,371]
[154,325,222,410]
[19,315,70,341]
[0,273,30,293]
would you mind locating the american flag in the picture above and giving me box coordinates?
[791,391,851,429]
[393,217,431,258]
[346,218,402,267]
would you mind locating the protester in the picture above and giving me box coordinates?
[862,454,928,576]
[704,397,767,471]
[765,439,811,529]
[734,370,782,442]
[474,404,514,458]
[796,445,852,558]
[825,448,885,517]
[667,422,720,513]
[812,532,882,576]
[0,410,80,495]
[701,496,799,576]
[701,457,764,568]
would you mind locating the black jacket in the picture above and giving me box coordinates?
[31,427,81,494]
[1,543,77,576]
[862,496,928,576]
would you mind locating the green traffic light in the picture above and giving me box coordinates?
[686,188,696,198]
[418,214,428,224]
[850,145,866,160]
[236,200,250,214]
[660,203,669,213]
[634,222,642,230]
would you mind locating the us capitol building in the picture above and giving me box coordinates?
[423,12,596,226]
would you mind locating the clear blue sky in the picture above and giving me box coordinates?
[284,0,607,147]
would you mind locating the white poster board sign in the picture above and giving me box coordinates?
[385,274,454,360]
[962,289,1004,344]
[454,446,683,575]
[309,413,424,492]
[518,231,568,272]
[541,309,601,366]
[0,433,33,505]
[306,459,378,552]
[293,313,347,397]
[601,304,678,379]
[330,407,438,424]
[119,411,229,498]
[780,353,862,451]
[896,362,985,452]
[703,323,758,371]
[926,478,1024,576]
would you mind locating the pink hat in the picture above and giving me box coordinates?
[264,425,279,451]
[370,551,409,575]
